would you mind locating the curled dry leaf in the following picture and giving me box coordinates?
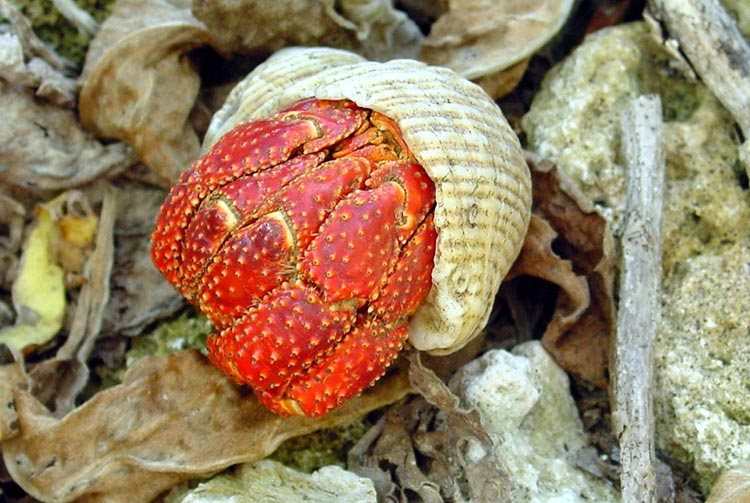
[506,155,616,388]
[0,31,76,107]
[348,351,509,502]
[0,193,25,286]
[1,350,411,503]
[706,465,750,503]
[192,0,423,61]
[0,88,136,192]
[0,0,132,192]
[0,360,28,441]
[78,0,214,186]
[0,189,113,357]
[420,0,575,96]
[103,184,185,335]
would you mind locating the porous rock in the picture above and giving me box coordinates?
[169,459,376,503]
[522,22,750,493]
[450,341,619,502]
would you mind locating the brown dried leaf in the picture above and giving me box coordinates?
[706,465,750,503]
[0,88,136,192]
[0,31,76,107]
[507,214,590,332]
[103,184,184,335]
[349,351,511,502]
[0,193,25,287]
[1,350,411,503]
[0,360,29,441]
[420,0,575,93]
[507,155,616,388]
[192,0,423,61]
[78,0,214,186]
[473,58,530,100]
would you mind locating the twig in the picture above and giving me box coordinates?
[52,0,99,38]
[647,0,750,177]
[613,95,665,503]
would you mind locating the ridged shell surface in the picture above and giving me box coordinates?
[204,47,531,354]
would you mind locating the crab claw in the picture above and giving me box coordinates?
[206,283,356,397]
[266,318,409,417]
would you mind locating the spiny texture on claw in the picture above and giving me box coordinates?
[151,98,436,417]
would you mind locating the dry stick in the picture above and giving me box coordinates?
[613,95,665,503]
[647,0,750,177]
[51,0,99,37]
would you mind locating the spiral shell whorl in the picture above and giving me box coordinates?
[205,47,531,354]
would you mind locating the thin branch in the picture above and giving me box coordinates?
[52,0,99,38]
[613,94,665,503]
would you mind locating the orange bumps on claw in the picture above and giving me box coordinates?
[151,98,436,417]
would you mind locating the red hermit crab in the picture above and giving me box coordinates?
[152,47,532,417]
[152,97,436,416]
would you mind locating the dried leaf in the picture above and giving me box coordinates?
[0,203,65,354]
[29,186,118,417]
[43,190,99,285]
[0,360,29,441]
[103,184,184,335]
[192,0,423,61]
[79,0,213,186]
[349,351,511,502]
[507,155,616,388]
[472,57,530,100]
[507,214,590,332]
[420,0,575,90]
[0,88,136,191]
[1,350,411,503]
[0,193,25,286]
[0,32,76,106]
[706,465,750,503]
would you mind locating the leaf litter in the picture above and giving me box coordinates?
[0,0,629,501]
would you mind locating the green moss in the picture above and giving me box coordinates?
[126,311,213,366]
[9,0,115,67]
[269,417,373,473]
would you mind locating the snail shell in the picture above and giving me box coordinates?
[204,47,531,354]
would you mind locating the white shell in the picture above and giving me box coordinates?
[204,47,532,354]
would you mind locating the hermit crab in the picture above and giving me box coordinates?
[151,47,531,417]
